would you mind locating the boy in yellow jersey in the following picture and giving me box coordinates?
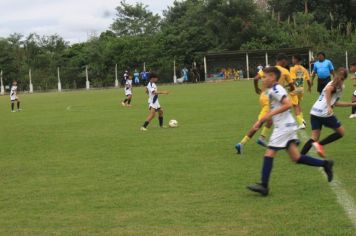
[290,54,312,129]
[236,54,295,154]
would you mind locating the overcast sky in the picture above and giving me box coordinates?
[0,0,175,43]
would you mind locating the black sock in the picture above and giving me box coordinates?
[123,99,128,103]
[11,103,14,111]
[297,155,325,167]
[159,116,163,127]
[301,139,314,155]
[17,102,20,110]
[143,121,149,128]
[261,156,274,188]
[128,99,131,105]
[352,106,356,114]
[319,133,343,146]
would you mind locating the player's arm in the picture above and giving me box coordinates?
[334,101,356,107]
[254,74,262,95]
[153,90,169,95]
[325,85,335,115]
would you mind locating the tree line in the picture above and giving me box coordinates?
[1,0,356,91]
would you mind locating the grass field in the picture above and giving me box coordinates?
[0,80,355,235]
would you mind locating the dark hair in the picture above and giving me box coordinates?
[149,72,159,80]
[293,54,302,62]
[276,53,288,62]
[350,62,356,67]
[263,66,281,81]
[317,52,326,57]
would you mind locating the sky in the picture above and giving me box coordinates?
[0,0,175,43]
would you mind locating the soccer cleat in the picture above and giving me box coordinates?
[11,110,16,113]
[256,138,267,147]
[247,183,269,196]
[349,114,356,119]
[235,143,243,154]
[323,160,334,182]
[140,127,148,131]
[121,102,126,107]
[312,142,326,158]
[298,123,306,130]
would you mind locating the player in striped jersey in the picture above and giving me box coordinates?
[122,75,133,107]
[10,81,21,112]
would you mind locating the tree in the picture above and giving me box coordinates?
[111,1,161,36]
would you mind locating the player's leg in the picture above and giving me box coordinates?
[127,95,132,106]
[301,115,322,155]
[236,119,263,154]
[158,108,164,127]
[11,100,15,112]
[288,142,333,182]
[16,98,21,111]
[247,148,277,196]
[257,120,272,147]
[141,108,156,130]
[319,126,344,146]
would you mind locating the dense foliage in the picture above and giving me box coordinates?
[1,0,356,90]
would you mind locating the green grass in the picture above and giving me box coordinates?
[0,80,355,235]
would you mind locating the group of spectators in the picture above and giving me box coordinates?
[122,69,150,86]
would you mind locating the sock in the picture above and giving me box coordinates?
[159,116,163,127]
[261,156,274,188]
[11,103,14,111]
[297,155,325,167]
[143,121,149,128]
[319,133,343,146]
[123,99,128,103]
[261,126,271,138]
[128,99,131,105]
[17,102,20,110]
[301,139,314,155]
[240,135,250,145]
[352,106,356,114]
[296,114,304,126]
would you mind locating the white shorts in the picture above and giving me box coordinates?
[149,101,161,110]
[125,91,132,96]
[10,96,18,101]
[268,128,299,150]
[353,90,356,97]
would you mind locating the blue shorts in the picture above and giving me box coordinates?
[311,115,341,130]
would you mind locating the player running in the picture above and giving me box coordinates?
[10,81,21,112]
[122,75,133,107]
[235,54,295,154]
[140,73,169,131]
[289,54,312,129]
[247,67,334,196]
[349,62,356,119]
[301,68,356,158]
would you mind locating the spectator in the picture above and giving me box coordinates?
[133,69,140,85]
[312,52,335,94]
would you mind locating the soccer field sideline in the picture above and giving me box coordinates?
[298,130,356,230]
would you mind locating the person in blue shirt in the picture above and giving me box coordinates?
[312,52,335,94]
[133,69,140,85]
[141,70,149,86]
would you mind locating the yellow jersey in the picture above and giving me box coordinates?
[290,65,310,92]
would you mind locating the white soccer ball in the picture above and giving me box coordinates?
[169,119,178,128]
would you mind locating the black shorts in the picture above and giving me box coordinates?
[311,115,341,130]
[317,78,331,94]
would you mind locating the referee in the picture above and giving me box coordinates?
[312,52,335,94]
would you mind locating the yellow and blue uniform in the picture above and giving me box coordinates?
[290,65,310,102]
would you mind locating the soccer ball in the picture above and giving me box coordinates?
[169,119,178,128]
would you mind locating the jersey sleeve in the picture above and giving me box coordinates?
[289,67,296,79]
[328,60,335,71]
[271,85,288,102]
[257,70,264,78]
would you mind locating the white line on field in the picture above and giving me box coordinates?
[299,130,356,229]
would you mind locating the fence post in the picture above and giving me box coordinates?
[308,50,313,74]
[246,53,250,79]
[29,69,33,93]
[173,59,177,84]
[115,64,119,87]
[346,51,349,70]
[0,70,4,95]
[86,65,90,90]
[265,52,269,67]
[57,67,62,92]
[204,56,208,81]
